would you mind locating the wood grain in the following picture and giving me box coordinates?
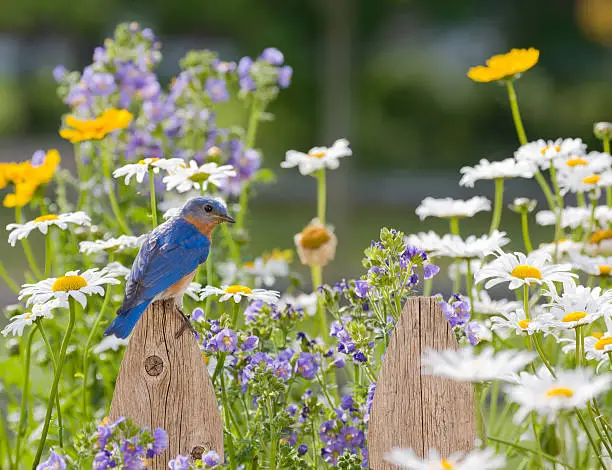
[368,297,476,469]
[109,299,224,467]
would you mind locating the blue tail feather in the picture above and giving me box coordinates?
[104,302,150,339]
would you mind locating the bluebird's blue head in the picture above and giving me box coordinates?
[180,197,235,225]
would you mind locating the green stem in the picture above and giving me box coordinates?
[450,216,461,293]
[268,398,278,470]
[317,169,326,225]
[488,436,574,468]
[521,212,533,253]
[534,170,556,212]
[449,216,460,235]
[149,170,158,229]
[0,260,19,294]
[38,322,63,448]
[582,197,597,245]
[220,371,238,470]
[32,298,77,468]
[489,178,504,235]
[523,284,530,319]
[311,265,326,337]
[575,408,608,469]
[466,260,474,316]
[101,146,132,235]
[505,79,527,145]
[74,144,87,211]
[0,408,13,470]
[13,324,38,470]
[474,383,487,448]
[82,282,114,420]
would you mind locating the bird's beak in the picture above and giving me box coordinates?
[217,214,235,224]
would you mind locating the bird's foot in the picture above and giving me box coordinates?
[175,306,197,339]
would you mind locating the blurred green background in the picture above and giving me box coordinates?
[0,0,611,301]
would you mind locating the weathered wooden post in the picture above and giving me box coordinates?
[368,297,476,468]
[110,299,224,467]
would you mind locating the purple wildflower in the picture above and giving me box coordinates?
[354,280,370,299]
[295,352,318,380]
[297,443,308,455]
[278,65,293,88]
[424,263,440,279]
[213,328,238,353]
[31,150,46,167]
[340,395,354,411]
[273,359,292,379]
[241,335,259,351]
[341,426,365,447]
[93,450,114,469]
[147,427,168,457]
[260,47,284,65]
[202,450,221,467]
[205,77,229,103]
[52,65,67,82]
[36,450,66,470]
[168,455,191,470]
[191,307,205,323]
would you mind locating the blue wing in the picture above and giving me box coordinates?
[117,217,210,315]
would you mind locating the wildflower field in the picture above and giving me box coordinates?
[1,22,612,470]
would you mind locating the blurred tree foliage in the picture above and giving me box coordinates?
[0,0,611,170]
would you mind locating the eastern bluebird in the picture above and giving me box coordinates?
[104,197,234,339]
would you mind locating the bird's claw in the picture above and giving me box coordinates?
[175,306,197,339]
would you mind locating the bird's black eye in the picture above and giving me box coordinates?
[204,204,213,213]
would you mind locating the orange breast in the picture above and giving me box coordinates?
[183,215,217,238]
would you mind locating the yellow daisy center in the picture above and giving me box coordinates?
[24,312,33,320]
[441,460,454,470]
[589,229,612,244]
[223,336,233,346]
[546,387,574,398]
[138,157,160,165]
[594,337,612,350]
[565,157,588,167]
[518,319,531,329]
[243,261,255,268]
[34,214,59,223]
[224,285,253,295]
[52,275,87,292]
[189,172,211,183]
[308,151,326,159]
[562,311,587,323]
[599,265,612,276]
[582,174,601,185]
[592,332,604,339]
[300,226,331,249]
[510,265,542,280]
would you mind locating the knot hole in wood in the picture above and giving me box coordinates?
[191,446,205,459]
[144,355,164,376]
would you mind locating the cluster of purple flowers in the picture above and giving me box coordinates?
[244,299,304,325]
[169,450,221,469]
[200,319,258,354]
[438,293,471,328]
[54,22,292,200]
[92,416,168,469]
[330,316,370,364]
[319,399,368,467]
[400,245,440,281]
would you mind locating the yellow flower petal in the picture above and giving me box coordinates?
[468,48,539,83]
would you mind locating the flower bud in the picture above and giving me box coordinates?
[509,197,537,213]
[594,122,612,140]
[294,222,337,267]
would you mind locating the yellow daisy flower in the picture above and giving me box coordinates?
[467,48,539,83]
[59,108,133,143]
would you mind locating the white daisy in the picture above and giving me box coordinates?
[163,161,236,193]
[552,151,612,173]
[585,228,612,256]
[79,235,146,255]
[475,250,577,291]
[404,231,444,253]
[184,282,202,301]
[560,333,611,366]
[279,292,318,317]
[7,212,91,246]
[421,346,535,383]
[543,283,612,329]
[200,285,280,304]
[557,166,611,195]
[595,205,612,227]
[535,207,590,229]
[535,239,582,261]
[385,447,505,470]
[281,138,352,175]
[570,253,612,277]
[19,268,120,308]
[243,256,290,287]
[459,158,534,187]
[105,261,131,279]
[505,369,611,422]
[472,290,520,316]
[1,299,63,337]
[490,309,554,337]
[515,138,586,170]
[92,335,129,355]
[432,231,509,259]
[112,157,185,184]
[415,197,491,220]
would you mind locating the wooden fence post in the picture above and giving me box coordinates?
[368,296,476,468]
[109,299,224,467]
